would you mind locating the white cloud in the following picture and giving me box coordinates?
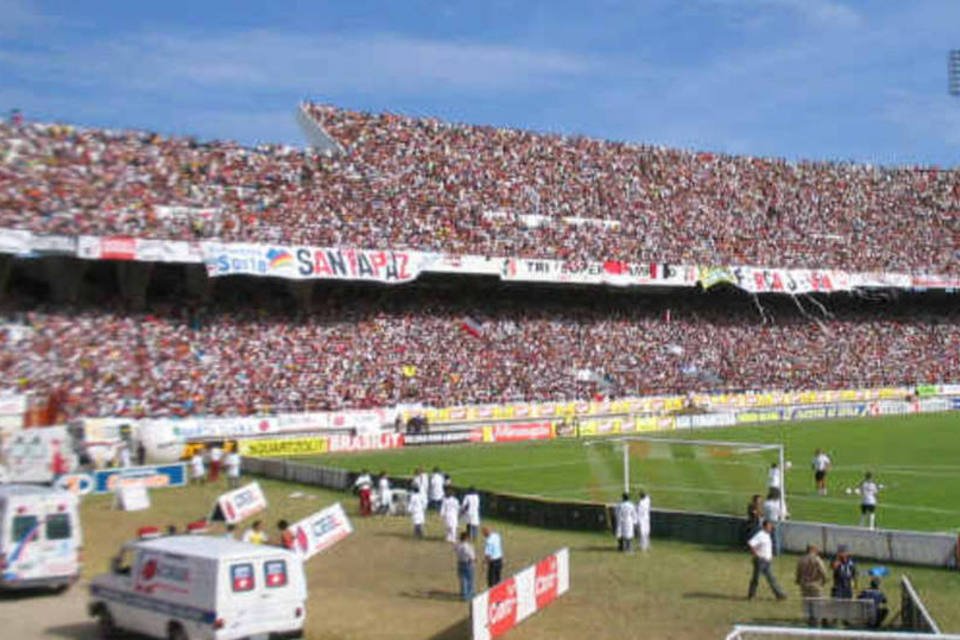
[703,0,862,30]
[0,29,594,96]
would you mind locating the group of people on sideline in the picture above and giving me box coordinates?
[353,465,502,601]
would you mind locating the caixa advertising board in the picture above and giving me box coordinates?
[471,548,569,640]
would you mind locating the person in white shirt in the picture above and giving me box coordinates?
[747,520,787,600]
[615,492,637,552]
[482,526,504,587]
[440,487,460,543]
[762,488,783,556]
[461,487,481,540]
[812,449,832,496]
[118,444,132,468]
[190,451,205,485]
[429,467,445,512]
[224,447,241,489]
[354,469,373,516]
[859,472,880,529]
[415,467,430,505]
[635,491,651,552]
[377,472,392,515]
[408,483,427,538]
[767,462,782,490]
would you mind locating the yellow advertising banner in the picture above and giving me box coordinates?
[238,437,329,457]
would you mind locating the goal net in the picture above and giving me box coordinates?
[589,436,785,518]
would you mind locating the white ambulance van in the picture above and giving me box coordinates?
[0,484,82,590]
[89,536,306,640]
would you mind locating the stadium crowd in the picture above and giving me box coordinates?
[2,106,958,272]
[1,288,956,419]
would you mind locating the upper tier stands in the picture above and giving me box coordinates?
[2,106,958,273]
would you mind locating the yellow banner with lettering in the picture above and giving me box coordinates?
[238,437,329,457]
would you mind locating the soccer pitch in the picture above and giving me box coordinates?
[300,413,960,532]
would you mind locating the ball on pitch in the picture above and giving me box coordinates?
[785,460,792,470]
[845,487,852,495]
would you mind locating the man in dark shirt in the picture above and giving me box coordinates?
[831,545,858,599]
[858,578,889,627]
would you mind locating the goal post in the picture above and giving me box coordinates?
[589,435,787,517]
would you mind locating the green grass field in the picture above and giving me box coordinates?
[302,413,960,532]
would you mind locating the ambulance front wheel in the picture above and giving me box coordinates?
[167,621,188,640]
[94,606,118,639]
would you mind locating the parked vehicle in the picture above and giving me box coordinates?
[0,484,82,590]
[89,535,306,639]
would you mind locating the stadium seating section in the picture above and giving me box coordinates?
[2,108,958,419]
[1,104,958,272]
[1,285,956,419]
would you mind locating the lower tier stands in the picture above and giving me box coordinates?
[0,284,956,419]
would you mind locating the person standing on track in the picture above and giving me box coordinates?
[795,544,828,625]
[377,471,392,515]
[747,520,787,601]
[462,486,481,541]
[190,450,205,485]
[224,445,241,489]
[429,467,445,512]
[408,482,427,538]
[812,449,832,496]
[440,487,461,543]
[858,472,880,529]
[354,469,374,517]
[830,545,858,599]
[415,466,429,506]
[455,530,476,601]
[635,491,651,552]
[615,492,637,552]
[482,526,504,587]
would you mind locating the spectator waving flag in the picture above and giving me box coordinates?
[459,316,484,338]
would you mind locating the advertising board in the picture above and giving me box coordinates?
[237,437,329,457]
[93,463,187,494]
[288,502,353,560]
[211,482,268,524]
[403,430,482,446]
[471,548,569,640]
[481,422,555,443]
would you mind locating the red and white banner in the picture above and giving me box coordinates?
[482,422,555,443]
[213,481,268,524]
[471,548,569,640]
[288,502,353,561]
[76,235,203,263]
[326,432,404,453]
[501,258,696,287]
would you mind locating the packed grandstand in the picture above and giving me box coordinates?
[0,105,958,421]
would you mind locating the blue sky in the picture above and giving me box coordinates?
[2,0,960,166]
